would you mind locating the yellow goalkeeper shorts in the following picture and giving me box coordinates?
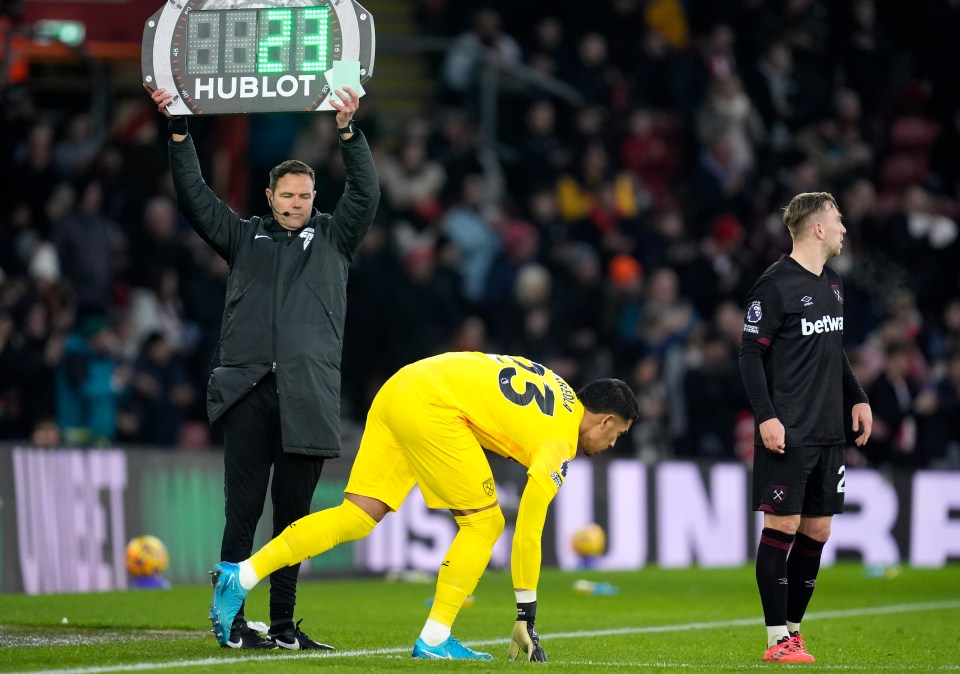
[345,369,498,511]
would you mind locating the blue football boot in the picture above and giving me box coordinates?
[209,562,248,646]
[412,635,493,660]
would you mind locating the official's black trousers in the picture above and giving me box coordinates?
[219,372,325,611]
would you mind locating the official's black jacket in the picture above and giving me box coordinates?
[169,130,380,456]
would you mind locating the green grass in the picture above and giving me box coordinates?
[1,564,958,673]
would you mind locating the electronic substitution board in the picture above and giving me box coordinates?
[141,0,375,115]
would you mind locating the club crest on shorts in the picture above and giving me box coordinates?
[746,300,762,323]
[771,485,787,503]
[482,478,495,497]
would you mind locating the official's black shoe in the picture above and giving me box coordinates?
[223,620,277,649]
[269,619,335,651]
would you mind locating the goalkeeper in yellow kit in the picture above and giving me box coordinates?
[209,352,638,660]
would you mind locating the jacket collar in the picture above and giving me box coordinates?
[264,207,319,233]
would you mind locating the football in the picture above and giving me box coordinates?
[126,535,169,577]
[571,523,606,557]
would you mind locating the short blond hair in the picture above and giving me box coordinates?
[782,192,838,239]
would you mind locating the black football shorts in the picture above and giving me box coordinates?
[752,443,845,515]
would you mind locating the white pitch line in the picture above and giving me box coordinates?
[465,599,960,645]
[6,599,960,674]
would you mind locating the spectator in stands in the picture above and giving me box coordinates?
[127,264,196,357]
[884,186,959,317]
[382,243,466,374]
[55,312,129,445]
[685,213,753,319]
[129,194,193,286]
[567,33,618,106]
[626,349,671,461]
[525,15,574,79]
[482,218,541,319]
[696,74,765,173]
[556,141,639,238]
[441,7,521,106]
[498,263,566,369]
[54,112,103,180]
[865,340,935,468]
[619,107,680,207]
[378,135,447,230]
[10,122,58,236]
[794,92,874,185]
[689,132,753,229]
[841,0,891,118]
[53,177,126,314]
[510,99,569,195]
[926,349,960,467]
[682,328,746,458]
[126,331,195,445]
[443,173,502,305]
[0,299,60,440]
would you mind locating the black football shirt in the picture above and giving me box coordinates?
[739,254,854,446]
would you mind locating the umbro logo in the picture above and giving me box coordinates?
[801,295,813,306]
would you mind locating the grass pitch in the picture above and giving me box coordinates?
[1,563,958,673]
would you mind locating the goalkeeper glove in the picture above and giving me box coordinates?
[507,601,548,662]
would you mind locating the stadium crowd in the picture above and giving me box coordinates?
[0,0,958,469]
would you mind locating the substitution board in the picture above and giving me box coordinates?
[141,0,375,115]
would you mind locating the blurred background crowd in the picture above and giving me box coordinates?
[1,0,958,470]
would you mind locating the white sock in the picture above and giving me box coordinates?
[515,589,537,603]
[767,626,789,648]
[786,621,801,635]
[419,619,451,647]
[238,560,260,590]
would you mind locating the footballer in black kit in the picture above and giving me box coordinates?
[740,254,866,513]
[738,191,872,663]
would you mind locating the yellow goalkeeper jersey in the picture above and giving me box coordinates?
[403,352,584,496]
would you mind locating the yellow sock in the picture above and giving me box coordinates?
[427,507,505,627]
[249,499,376,580]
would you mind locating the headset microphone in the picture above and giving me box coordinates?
[269,199,290,218]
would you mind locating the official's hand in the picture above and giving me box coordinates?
[759,418,786,454]
[142,83,176,119]
[852,402,873,446]
[507,620,548,662]
[330,86,359,128]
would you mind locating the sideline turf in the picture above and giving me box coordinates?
[1,564,958,673]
